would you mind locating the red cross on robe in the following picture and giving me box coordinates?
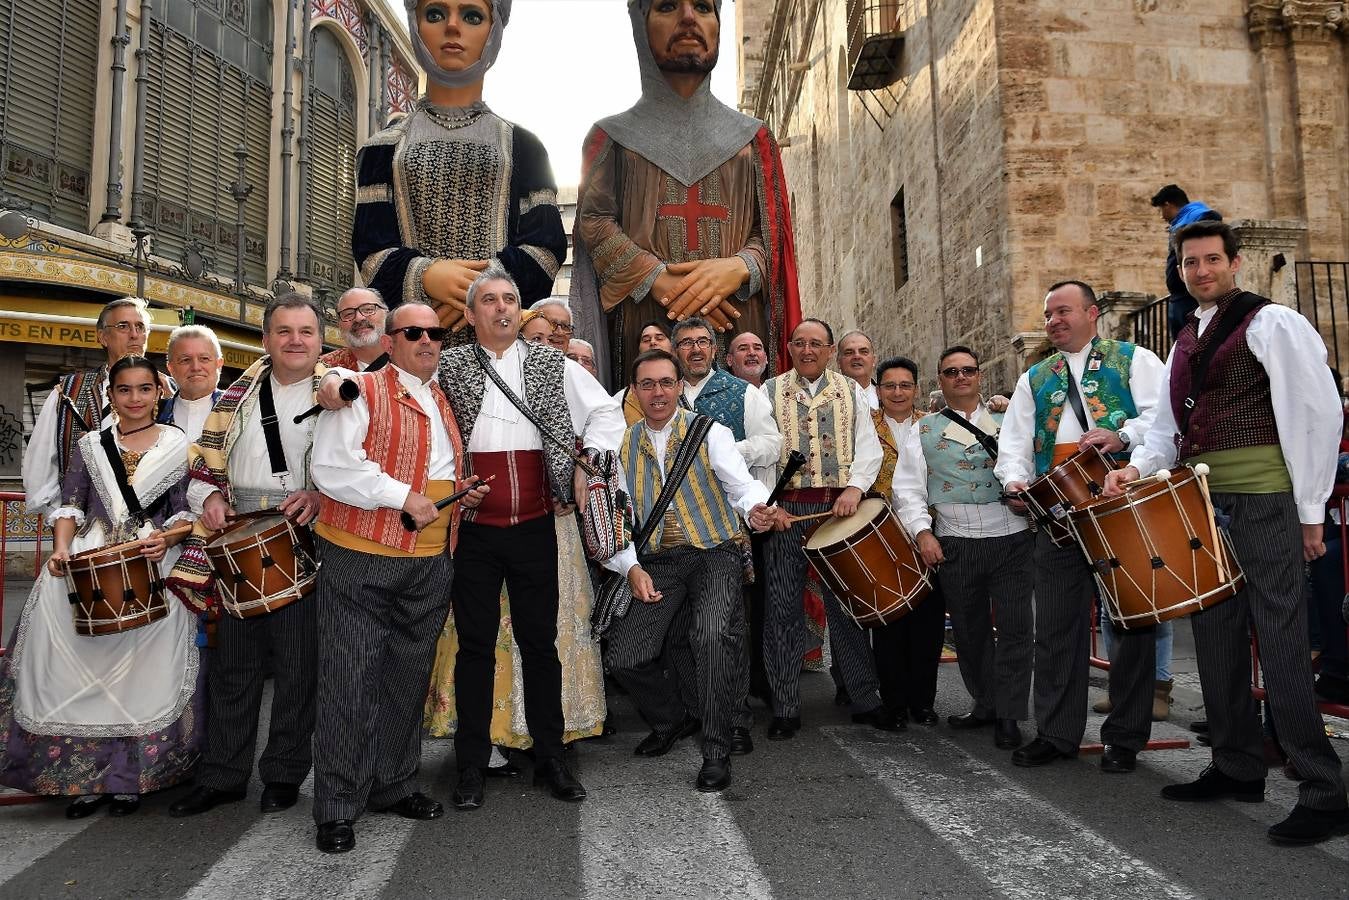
[657,183,730,253]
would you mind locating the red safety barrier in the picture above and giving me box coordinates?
[0,491,47,806]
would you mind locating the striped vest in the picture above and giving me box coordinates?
[56,367,106,479]
[621,408,741,551]
[918,407,1005,505]
[1027,338,1137,476]
[766,369,857,488]
[318,365,465,554]
[689,368,749,440]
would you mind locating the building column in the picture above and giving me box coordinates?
[1095,291,1155,342]
[1229,218,1308,307]
[1245,1,1304,222]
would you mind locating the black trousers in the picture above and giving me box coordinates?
[873,586,947,716]
[451,516,564,771]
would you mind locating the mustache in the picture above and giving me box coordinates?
[669,30,707,49]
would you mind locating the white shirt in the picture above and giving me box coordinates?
[469,342,625,454]
[930,404,1028,538]
[996,340,1165,488]
[311,365,457,511]
[604,417,770,576]
[22,380,113,517]
[762,374,882,492]
[187,375,315,511]
[1129,303,1340,525]
[682,371,783,471]
[171,393,216,445]
[885,414,933,538]
[860,382,879,411]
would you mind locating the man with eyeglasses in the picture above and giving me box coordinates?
[602,349,777,791]
[668,316,782,748]
[567,339,599,378]
[758,318,896,740]
[322,287,390,372]
[838,330,879,411]
[530,298,576,353]
[907,346,1032,751]
[996,280,1164,772]
[24,296,156,516]
[307,301,487,853]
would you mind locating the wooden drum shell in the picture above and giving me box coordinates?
[803,498,932,627]
[65,543,168,636]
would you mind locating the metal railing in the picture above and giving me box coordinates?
[1294,262,1349,374]
[1131,294,1173,361]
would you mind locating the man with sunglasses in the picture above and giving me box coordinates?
[307,301,486,853]
[24,296,156,516]
[322,287,391,372]
[758,318,896,740]
[997,280,1164,772]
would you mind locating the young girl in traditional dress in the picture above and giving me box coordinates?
[0,356,202,818]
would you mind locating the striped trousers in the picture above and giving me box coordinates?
[763,500,882,719]
[937,531,1034,720]
[605,542,744,758]
[312,539,452,824]
[1196,492,1346,810]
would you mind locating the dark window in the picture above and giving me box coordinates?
[305,26,357,293]
[890,188,909,290]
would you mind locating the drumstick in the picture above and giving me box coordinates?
[767,450,808,507]
[88,521,198,557]
[1118,468,1172,491]
[1192,462,1228,582]
[400,475,495,533]
[785,510,836,525]
[294,378,362,424]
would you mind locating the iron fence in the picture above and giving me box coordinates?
[1131,294,1173,361]
[1294,262,1349,375]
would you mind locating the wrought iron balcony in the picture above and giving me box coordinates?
[847,1,907,91]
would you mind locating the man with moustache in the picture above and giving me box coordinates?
[727,331,768,387]
[571,0,801,385]
[24,296,158,515]
[159,325,225,444]
[168,293,328,818]
[838,330,878,411]
[308,302,487,853]
[323,288,390,372]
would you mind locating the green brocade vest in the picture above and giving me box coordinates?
[1027,338,1137,476]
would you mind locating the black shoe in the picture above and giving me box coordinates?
[947,711,995,730]
[1161,763,1264,802]
[834,686,851,707]
[1189,719,1209,735]
[380,791,443,820]
[259,782,300,813]
[730,727,754,756]
[316,819,355,854]
[1012,737,1077,767]
[911,708,939,727]
[168,785,247,818]
[1101,746,1138,774]
[696,756,732,792]
[534,757,587,802]
[108,794,141,817]
[485,761,522,778]
[852,706,904,732]
[65,795,111,819]
[634,716,700,757]
[994,719,1023,750]
[1314,674,1349,704]
[766,716,801,740]
[452,768,485,811]
[1267,804,1349,845]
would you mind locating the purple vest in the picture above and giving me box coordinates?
[1168,290,1278,458]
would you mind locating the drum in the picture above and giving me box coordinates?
[1069,467,1243,629]
[1020,445,1115,546]
[205,514,319,619]
[65,541,168,636]
[802,498,932,627]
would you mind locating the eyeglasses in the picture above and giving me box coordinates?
[879,382,917,391]
[675,336,714,350]
[939,366,980,379]
[789,339,831,351]
[103,321,147,334]
[390,325,449,343]
[337,302,387,322]
[542,318,574,335]
[635,377,680,391]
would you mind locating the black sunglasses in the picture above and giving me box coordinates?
[390,325,449,343]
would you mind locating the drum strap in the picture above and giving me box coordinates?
[632,414,715,557]
[938,408,999,460]
[1063,369,1091,433]
[100,427,167,526]
[1179,292,1265,435]
[257,369,292,484]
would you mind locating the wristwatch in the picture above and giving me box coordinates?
[1118,430,1132,450]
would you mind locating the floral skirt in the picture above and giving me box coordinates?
[0,628,205,797]
[424,517,606,747]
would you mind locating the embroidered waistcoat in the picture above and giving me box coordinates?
[868,409,909,496]
[918,409,1005,505]
[56,367,107,478]
[318,366,465,554]
[689,368,749,440]
[621,409,740,551]
[436,341,577,503]
[766,369,856,489]
[1169,290,1277,458]
[1027,338,1137,476]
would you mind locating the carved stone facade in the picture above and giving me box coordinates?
[737,0,1348,390]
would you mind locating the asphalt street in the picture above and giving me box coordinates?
[1,628,1347,900]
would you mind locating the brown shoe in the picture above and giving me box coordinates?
[1092,696,1113,714]
[1152,679,1173,722]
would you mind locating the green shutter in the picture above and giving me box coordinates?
[305,27,356,293]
